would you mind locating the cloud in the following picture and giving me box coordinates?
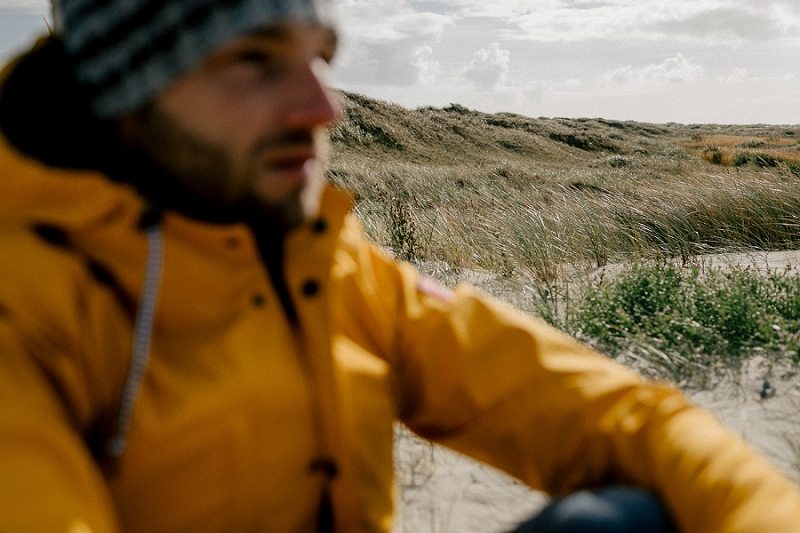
[523,85,545,105]
[463,42,510,89]
[336,42,441,87]
[652,6,786,43]
[452,0,800,45]
[604,53,703,84]
[334,1,453,44]
[334,0,800,46]
[0,0,47,10]
[332,0,452,87]
[413,45,440,84]
[723,67,750,82]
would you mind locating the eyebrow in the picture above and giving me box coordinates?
[249,25,338,51]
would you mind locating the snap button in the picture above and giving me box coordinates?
[312,218,328,234]
[301,279,320,297]
[251,293,265,307]
[225,236,242,249]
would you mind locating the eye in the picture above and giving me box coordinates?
[231,48,287,80]
[236,50,271,65]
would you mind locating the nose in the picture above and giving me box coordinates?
[282,58,341,129]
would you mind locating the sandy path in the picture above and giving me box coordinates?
[585,249,800,280]
[393,427,547,533]
[697,250,800,274]
[689,355,800,480]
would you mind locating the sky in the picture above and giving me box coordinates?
[1,0,799,124]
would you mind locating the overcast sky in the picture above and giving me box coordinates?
[2,0,799,124]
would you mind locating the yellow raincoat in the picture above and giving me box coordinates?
[1,40,800,533]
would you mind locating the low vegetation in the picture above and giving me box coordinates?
[568,262,800,383]
[685,134,800,174]
[327,91,800,385]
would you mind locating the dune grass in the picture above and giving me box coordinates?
[327,92,800,384]
[332,159,800,279]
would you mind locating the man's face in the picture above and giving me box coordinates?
[118,22,340,228]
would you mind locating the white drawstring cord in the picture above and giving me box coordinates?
[107,225,164,459]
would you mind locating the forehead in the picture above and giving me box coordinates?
[220,22,338,52]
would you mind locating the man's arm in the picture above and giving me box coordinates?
[0,234,124,532]
[0,320,120,532]
[332,218,800,533]
[396,283,800,533]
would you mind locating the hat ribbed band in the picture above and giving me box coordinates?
[56,0,334,118]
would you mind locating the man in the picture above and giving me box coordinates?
[0,0,798,532]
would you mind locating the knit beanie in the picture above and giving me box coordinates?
[53,0,335,118]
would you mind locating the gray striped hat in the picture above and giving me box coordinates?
[53,0,335,118]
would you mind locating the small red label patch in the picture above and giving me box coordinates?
[416,275,455,303]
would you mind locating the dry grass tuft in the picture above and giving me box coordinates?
[680,134,800,170]
[329,93,800,283]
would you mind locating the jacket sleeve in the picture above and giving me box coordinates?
[0,320,120,533]
[0,233,122,533]
[333,216,800,533]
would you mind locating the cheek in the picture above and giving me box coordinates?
[161,81,267,154]
[220,94,284,162]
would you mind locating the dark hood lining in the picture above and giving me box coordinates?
[0,38,117,170]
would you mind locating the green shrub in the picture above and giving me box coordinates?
[733,152,800,174]
[703,146,725,164]
[569,262,800,378]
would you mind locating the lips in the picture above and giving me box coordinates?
[259,136,315,166]
[252,144,319,200]
[251,130,322,196]
[268,150,315,172]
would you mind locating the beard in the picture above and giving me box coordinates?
[117,102,325,229]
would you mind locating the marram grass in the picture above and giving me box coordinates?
[328,92,800,383]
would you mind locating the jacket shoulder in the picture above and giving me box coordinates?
[0,225,132,426]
